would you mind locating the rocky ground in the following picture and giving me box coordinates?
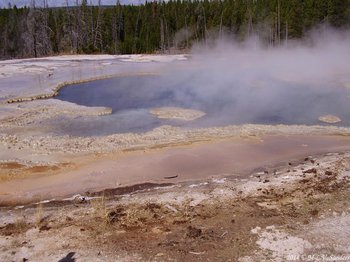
[1,55,350,261]
[1,151,350,261]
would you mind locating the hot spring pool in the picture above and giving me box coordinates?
[53,74,350,136]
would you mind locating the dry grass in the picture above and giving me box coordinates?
[90,195,111,228]
[0,213,30,236]
[35,203,44,227]
[14,217,28,233]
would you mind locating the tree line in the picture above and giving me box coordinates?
[0,0,349,59]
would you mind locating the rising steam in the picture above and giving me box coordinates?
[56,27,350,136]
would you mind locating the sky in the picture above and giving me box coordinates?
[0,0,147,8]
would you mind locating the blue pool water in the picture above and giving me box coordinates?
[53,74,350,136]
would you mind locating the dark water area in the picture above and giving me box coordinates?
[53,75,350,136]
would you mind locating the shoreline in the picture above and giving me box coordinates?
[5,72,160,105]
[2,123,350,155]
[0,54,188,105]
[1,54,350,158]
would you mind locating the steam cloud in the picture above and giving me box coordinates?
[159,27,350,126]
[57,27,350,136]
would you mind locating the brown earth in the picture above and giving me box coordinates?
[0,151,350,261]
[0,162,73,182]
[1,134,350,206]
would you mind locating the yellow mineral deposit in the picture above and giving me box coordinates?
[318,114,342,124]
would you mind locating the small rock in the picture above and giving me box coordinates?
[107,208,125,223]
[165,204,178,213]
[325,170,334,176]
[146,203,161,211]
[187,226,202,238]
[303,168,317,174]
[250,226,261,234]
[39,225,51,231]
[310,209,319,217]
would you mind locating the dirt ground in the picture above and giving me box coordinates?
[1,151,350,262]
[2,134,350,206]
[1,55,350,262]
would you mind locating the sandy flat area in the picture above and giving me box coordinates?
[1,134,350,205]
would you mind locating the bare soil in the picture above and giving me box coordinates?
[1,151,350,261]
[0,161,73,183]
[1,135,350,206]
